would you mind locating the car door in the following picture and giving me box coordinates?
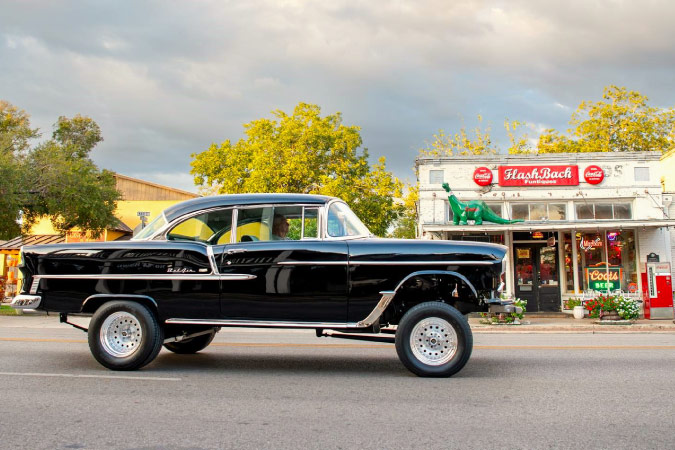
[218,205,349,322]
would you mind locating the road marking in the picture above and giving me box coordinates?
[2,337,675,350]
[475,345,675,350]
[211,342,390,349]
[0,337,87,343]
[0,372,181,381]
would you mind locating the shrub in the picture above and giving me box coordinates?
[616,296,640,320]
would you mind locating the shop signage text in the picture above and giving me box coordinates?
[498,165,579,186]
[473,167,493,186]
[583,165,605,184]
[580,237,602,251]
[585,264,623,291]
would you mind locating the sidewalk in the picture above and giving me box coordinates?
[2,310,675,333]
[469,314,675,333]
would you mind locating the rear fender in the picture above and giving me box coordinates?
[81,294,159,317]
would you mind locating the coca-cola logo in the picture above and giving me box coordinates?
[473,167,493,186]
[498,165,579,186]
[584,165,604,184]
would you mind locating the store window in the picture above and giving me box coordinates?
[562,230,637,294]
[634,167,650,182]
[510,203,567,221]
[447,233,505,245]
[429,170,444,184]
[574,202,632,220]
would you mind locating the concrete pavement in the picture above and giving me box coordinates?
[2,309,675,333]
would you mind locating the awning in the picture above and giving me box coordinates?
[422,219,675,233]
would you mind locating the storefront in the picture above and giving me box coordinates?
[417,152,675,312]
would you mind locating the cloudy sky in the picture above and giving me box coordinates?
[2,0,675,193]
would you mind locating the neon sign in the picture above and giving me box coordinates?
[585,263,622,291]
[580,237,602,251]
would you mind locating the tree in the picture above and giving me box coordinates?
[190,103,402,236]
[0,100,120,239]
[418,115,498,157]
[388,185,418,239]
[537,86,675,154]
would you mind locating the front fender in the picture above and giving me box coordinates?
[393,270,478,299]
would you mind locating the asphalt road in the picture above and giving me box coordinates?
[2,318,675,450]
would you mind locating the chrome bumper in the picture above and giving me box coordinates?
[10,294,42,309]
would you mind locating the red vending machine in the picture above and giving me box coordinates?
[641,262,673,319]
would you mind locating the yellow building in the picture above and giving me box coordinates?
[0,174,199,299]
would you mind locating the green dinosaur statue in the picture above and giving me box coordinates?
[442,183,524,225]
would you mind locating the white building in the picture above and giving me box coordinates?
[416,152,675,312]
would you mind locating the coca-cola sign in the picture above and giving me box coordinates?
[498,165,579,186]
[584,165,605,184]
[473,167,493,186]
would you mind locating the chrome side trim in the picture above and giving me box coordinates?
[32,274,256,281]
[206,246,219,274]
[350,261,494,266]
[276,260,494,266]
[357,291,395,328]
[11,294,42,309]
[165,318,360,328]
[277,261,349,266]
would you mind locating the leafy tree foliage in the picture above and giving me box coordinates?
[388,185,418,239]
[523,86,675,154]
[191,103,402,236]
[0,100,120,239]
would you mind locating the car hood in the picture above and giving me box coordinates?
[345,238,507,263]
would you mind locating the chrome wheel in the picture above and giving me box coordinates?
[99,311,143,358]
[409,317,458,366]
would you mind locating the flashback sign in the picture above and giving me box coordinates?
[498,165,579,186]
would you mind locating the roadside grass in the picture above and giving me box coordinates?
[0,304,19,316]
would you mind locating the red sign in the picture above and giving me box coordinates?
[473,167,493,186]
[584,165,605,184]
[498,165,579,186]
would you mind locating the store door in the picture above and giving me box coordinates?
[513,244,561,312]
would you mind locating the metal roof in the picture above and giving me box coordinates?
[162,193,336,222]
[0,234,66,250]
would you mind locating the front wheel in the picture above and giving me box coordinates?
[88,301,164,371]
[395,302,473,377]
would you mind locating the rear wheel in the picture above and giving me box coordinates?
[163,330,216,354]
[395,302,473,377]
[88,301,163,371]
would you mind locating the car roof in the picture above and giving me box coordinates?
[163,193,336,222]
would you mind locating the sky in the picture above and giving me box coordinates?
[2,0,675,193]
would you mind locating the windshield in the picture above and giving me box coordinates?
[326,202,371,238]
[132,213,167,240]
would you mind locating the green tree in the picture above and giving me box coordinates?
[537,86,675,153]
[190,102,402,236]
[388,185,418,239]
[419,115,499,157]
[0,100,120,239]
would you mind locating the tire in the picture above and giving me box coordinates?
[163,330,216,354]
[88,301,164,371]
[395,302,473,377]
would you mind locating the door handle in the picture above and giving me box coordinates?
[226,248,247,255]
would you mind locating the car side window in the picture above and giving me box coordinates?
[235,206,315,242]
[167,209,233,243]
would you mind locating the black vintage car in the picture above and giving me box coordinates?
[12,193,511,377]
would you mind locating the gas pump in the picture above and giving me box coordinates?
[641,262,673,319]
